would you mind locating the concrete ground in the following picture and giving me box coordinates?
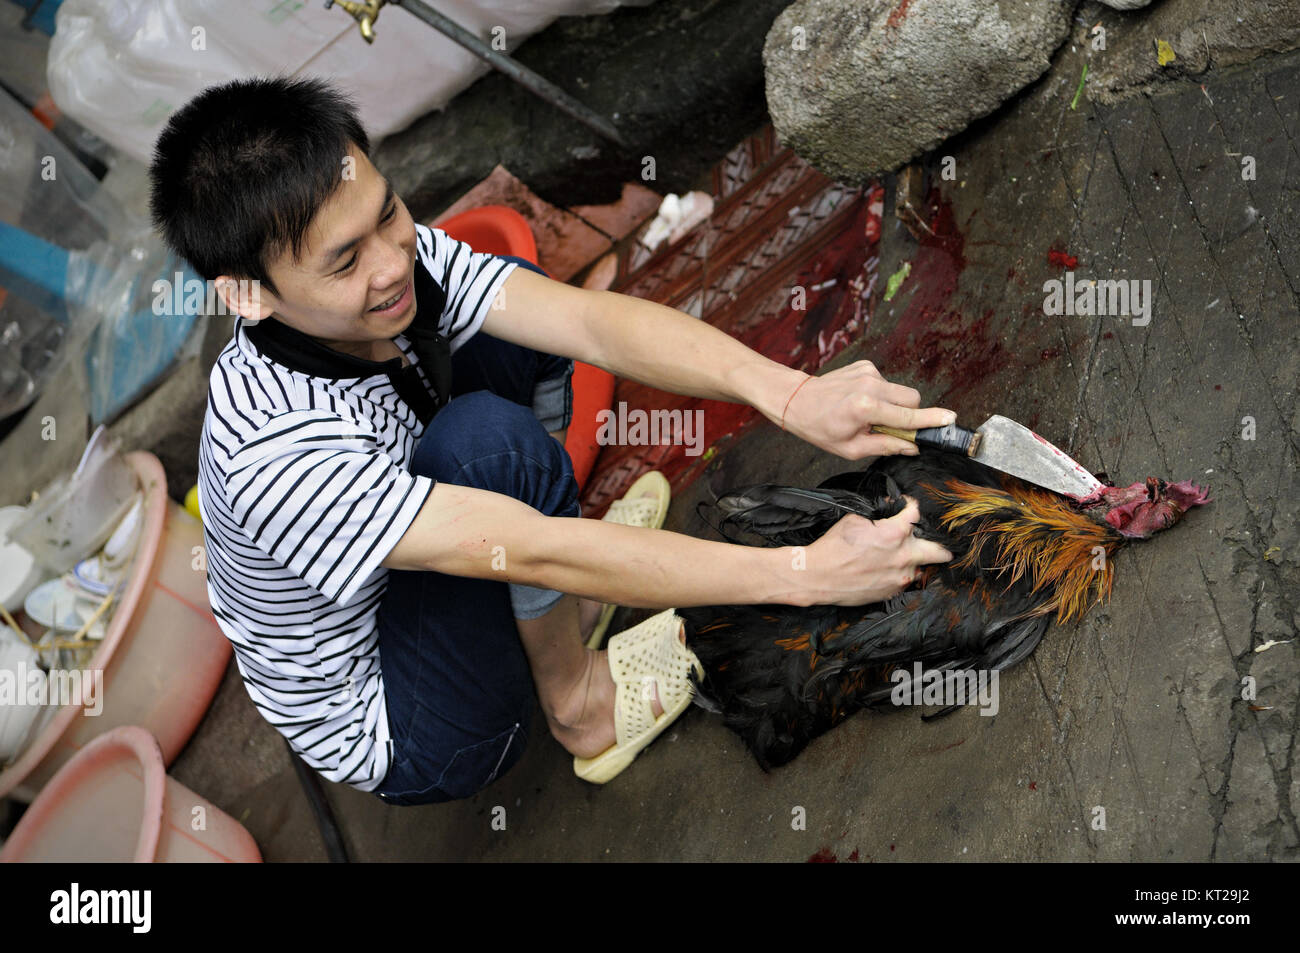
[5,26,1297,862]
[171,43,1299,863]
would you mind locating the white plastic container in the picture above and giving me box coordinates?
[5,426,139,576]
[0,506,45,611]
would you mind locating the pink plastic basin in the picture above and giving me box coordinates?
[0,451,232,802]
[0,725,260,862]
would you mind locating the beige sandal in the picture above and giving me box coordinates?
[586,470,671,649]
[573,609,702,784]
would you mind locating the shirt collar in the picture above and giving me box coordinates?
[241,314,405,378]
[239,246,446,378]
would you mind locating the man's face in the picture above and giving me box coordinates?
[221,143,418,359]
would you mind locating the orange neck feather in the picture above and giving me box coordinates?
[920,477,1124,625]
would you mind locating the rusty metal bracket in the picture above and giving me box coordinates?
[894,162,934,242]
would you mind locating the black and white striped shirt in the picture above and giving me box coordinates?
[197,223,517,791]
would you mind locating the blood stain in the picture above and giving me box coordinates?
[1047,246,1078,270]
[808,847,838,863]
[886,0,913,29]
[872,191,1010,398]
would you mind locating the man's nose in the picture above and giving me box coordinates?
[374,234,409,287]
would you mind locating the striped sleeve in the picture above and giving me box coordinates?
[222,410,433,608]
[417,222,518,354]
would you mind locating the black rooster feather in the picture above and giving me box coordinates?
[682,449,1210,770]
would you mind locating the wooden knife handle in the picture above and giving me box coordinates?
[875,423,982,457]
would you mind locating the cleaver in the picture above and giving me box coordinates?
[874,415,1103,499]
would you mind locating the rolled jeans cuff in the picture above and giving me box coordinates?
[532,361,574,432]
[509,582,566,620]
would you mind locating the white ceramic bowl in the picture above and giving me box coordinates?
[4,427,139,576]
[23,578,89,631]
[72,556,126,598]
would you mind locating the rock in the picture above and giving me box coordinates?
[1096,0,1153,8]
[763,0,1075,184]
[1085,0,1300,105]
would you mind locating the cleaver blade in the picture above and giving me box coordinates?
[969,415,1102,499]
[873,414,1103,498]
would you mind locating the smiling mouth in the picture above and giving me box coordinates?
[368,280,410,312]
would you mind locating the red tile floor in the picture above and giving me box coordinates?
[581,125,884,517]
[433,123,886,519]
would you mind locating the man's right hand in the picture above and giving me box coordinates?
[798,497,953,606]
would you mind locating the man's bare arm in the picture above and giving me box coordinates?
[479,267,803,420]
[380,482,952,609]
[478,266,956,462]
[380,482,794,607]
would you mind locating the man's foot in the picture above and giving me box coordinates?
[575,484,664,644]
[549,620,688,759]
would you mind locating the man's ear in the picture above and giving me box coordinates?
[213,274,276,325]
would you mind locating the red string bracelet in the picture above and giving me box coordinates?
[779,374,812,431]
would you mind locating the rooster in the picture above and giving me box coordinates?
[682,449,1211,770]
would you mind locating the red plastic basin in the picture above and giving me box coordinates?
[436,205,613,490]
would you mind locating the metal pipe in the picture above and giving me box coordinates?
[325,0,628,149]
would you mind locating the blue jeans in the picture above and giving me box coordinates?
[373,256,579,806]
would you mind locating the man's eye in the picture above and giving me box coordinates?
[334,205,396,275]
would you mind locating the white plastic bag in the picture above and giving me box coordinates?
[0,84,142,421]
[48,0,658,166]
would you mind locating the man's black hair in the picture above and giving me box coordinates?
[148,75,370,297]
